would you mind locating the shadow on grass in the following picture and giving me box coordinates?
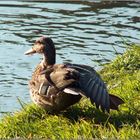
[61,105,139,129]
[16,100,139,131]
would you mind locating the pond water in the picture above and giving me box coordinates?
[0,1,140,117]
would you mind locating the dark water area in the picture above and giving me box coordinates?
[0,1,140,117]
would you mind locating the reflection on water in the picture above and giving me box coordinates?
[0,1,140,117]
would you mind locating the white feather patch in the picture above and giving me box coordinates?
[39,82,48,95]
[63,88,80,95]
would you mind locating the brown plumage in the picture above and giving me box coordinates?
[25,37,82,113]
[25,36,124,113]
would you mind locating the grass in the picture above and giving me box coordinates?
[0,44,140,139]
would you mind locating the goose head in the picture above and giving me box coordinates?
[25,36,56,65]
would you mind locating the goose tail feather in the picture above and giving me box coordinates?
[109,94,124,110]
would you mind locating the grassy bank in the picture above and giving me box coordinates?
[0,45,140,139]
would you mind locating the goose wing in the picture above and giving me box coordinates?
[66,63,110,112]
[40,64,81,96]
[41,63,110,112]
[49,64,77,89]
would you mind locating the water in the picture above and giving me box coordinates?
[0,1,139,117]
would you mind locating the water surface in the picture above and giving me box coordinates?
[0,1,140,117]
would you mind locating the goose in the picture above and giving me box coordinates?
[24,37,82,113]
[25,36,124,113]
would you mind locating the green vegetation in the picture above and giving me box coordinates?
[0,45,140,139]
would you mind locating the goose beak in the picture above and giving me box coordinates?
[24,48,36,55]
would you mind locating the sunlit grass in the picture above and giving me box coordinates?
[0,44,140,139]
